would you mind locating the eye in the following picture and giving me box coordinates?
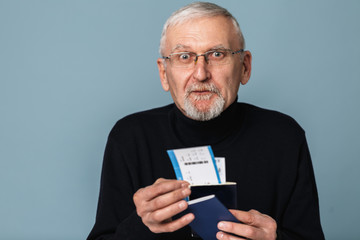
[211,51,225,58]
[179,53,191,60]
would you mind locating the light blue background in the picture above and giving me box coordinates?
[1,0,359,239]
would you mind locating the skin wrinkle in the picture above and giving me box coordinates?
[157,16,251,121]
[159,6,245,56]
[184,82,225,121]
[169,44,229,55]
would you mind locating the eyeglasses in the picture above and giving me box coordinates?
[162,49,244,68]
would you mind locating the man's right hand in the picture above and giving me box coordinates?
[133,178,194,233]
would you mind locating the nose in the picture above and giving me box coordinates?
[193,55,210,82]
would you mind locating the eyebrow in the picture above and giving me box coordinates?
[171,44,191,53]
[208,44,229,51]
[171,44,230,53]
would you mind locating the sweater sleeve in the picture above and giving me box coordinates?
[87,130,156,240]
[276,138,325,240]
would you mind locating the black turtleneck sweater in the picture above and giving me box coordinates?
[87,101,325,240]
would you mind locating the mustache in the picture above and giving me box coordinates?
[185,83,222,97]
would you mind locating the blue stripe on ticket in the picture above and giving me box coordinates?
[207,146,221,184]
[167,150,183,181]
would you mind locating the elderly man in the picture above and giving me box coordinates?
[88,2,324,240]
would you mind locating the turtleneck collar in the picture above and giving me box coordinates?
[169,98,244,148]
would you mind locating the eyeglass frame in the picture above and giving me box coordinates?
[161,49,244,67]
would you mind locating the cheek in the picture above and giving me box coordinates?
[169,69,192,89]
[212,69,233,92]
[224,81,236,100]
[213,68,240,99]
[166,70,189,99]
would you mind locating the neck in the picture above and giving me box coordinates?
[170,98,244,147]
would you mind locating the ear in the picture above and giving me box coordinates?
[157,58,169,91]
[240,51,252,85]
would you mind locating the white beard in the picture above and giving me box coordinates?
[183,83,225,121]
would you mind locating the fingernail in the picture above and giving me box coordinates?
[182,188,190,195]
[217,231,224,239]
[218,222,224,228]
[186,213,194,221]
[218,222,226,230]
[181,182,190,188]
[179,201,186,209]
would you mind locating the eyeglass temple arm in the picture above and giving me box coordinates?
[232,49,244,55]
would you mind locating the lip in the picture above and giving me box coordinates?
[191,90,213,95]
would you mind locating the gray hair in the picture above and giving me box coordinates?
[159,2,245,56]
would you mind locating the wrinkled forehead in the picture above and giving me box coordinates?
[164,16,241,54]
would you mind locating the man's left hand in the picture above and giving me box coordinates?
[216,209,277,240]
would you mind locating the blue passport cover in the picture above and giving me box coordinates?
[183,195,239,240]
[190,182,237,209]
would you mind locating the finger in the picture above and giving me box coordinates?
[216,231,247,240]
[220,210,277,239]
[229,209,259,226]
[146,179,189,200]
[145,185,191,213]
[134,179,189,203]
[217,221,259,239]
[230,209,276,230]
[154,178,170,184]
[148,212,195,234]
[155,178,189,186]
[134,183,191,217]
[148,199,189,223]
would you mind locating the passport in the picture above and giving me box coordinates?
[182,194,239,240]
[189,182,237,209]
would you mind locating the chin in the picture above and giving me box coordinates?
[184,96,225,121]
[192,100,214,112]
